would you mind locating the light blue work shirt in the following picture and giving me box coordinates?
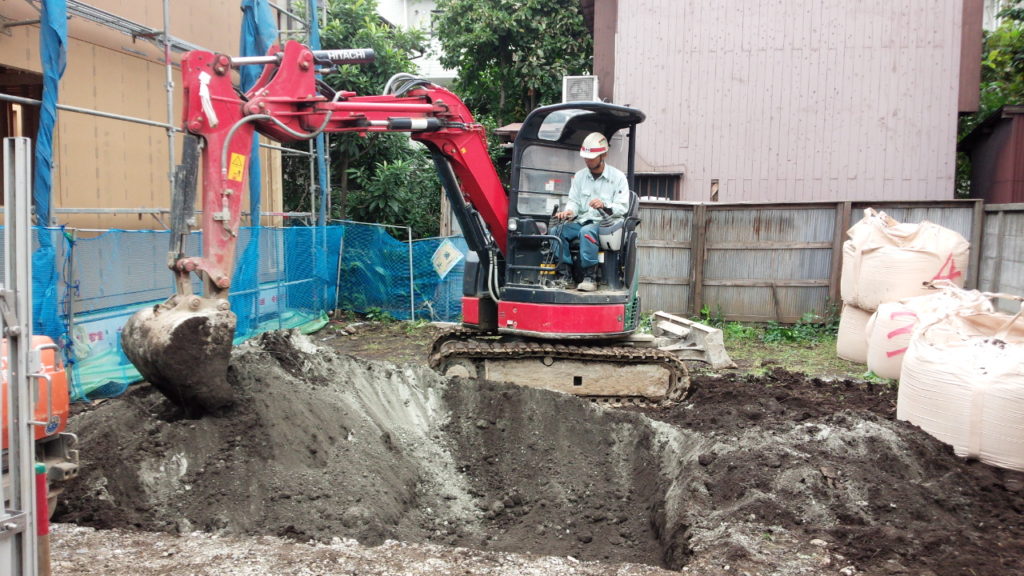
[565,164,629,224]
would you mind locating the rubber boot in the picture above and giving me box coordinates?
[555,263,574,287]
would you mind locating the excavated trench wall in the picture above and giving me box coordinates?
[59,332,697,568]
[59,331,1022,575]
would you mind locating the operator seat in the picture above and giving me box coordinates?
[598,191,640,252]
[565,191,640,289]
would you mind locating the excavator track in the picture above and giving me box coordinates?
[429,327,690,403]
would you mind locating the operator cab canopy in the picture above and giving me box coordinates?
[509,102,646,220]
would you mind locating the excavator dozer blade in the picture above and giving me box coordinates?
[121,295,236,416]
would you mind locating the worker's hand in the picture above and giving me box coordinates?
[588,198,605,210]
[554,210,575,220]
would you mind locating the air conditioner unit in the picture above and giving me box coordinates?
[562,75,599,103]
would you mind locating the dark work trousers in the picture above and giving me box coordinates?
[556,221,601,272]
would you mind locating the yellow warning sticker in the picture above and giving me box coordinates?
[227,153,247,182]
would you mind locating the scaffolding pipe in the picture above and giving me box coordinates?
[2,0,328,240]
[64,0,204,53]
[55,209,312,217]
[328,219,411,231]
[325,134,332,216]
[333,227,345,315]
[63,213,313,234]
[260,142,313,156]
[308,138,317,224]
[267,1,307,24]
[0,18,42,30]
[408,225,415,321]
[162,0,176,234]
[0,92,177,131]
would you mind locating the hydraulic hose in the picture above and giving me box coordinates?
[487,246,502,303]
[219,90,345,179]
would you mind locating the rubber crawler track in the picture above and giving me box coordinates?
[428,327,691,402]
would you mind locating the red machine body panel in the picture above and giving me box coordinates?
[497,301,625,335]
[462,297,482,325]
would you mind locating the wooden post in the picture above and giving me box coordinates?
[968,199,984,290]
[691,204,708,317]
[990,207,1006,294]
[830,201,852,305]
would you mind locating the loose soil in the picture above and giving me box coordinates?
[52,320,1024,575]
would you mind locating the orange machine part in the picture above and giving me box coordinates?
[1,336,70,449]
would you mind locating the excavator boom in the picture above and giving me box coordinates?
[122,41,507,415]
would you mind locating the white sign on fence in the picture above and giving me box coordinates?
[431,238,464,279]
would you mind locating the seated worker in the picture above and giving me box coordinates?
[553,132,630,292]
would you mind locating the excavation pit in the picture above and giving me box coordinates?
[58,330,1024,575]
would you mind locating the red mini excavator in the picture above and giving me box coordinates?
[122,41,730,416]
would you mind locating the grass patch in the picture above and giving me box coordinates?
[719,333,864,379]
[685,306,867,379]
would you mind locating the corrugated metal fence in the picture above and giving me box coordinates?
[978,203,1024,313]
[636,200,1023,320]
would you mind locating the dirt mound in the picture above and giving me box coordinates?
[630,368,1024,574]
[61,331,473,547]
[58,331,1024,575]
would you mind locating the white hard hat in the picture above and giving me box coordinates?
[580,132,609,159]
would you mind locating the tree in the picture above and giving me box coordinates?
[961,2,1024,134]
[282,0,442,238]
[433,0,593,126]
[957,2,1024,195]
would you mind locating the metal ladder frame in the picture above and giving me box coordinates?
[1,137,42,575]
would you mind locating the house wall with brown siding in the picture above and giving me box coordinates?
[959,0,983,112]
[0,0,284,230]
[606,0,974,204]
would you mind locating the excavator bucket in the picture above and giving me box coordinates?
[121,294,236,416]
[120,134,238,416]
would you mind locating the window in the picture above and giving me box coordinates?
[635,173,681,200]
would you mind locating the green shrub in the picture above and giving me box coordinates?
[762,312,837,344]
[365,307,395,323]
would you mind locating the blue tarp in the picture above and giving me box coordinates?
[33,0,66,231]
[33,0,67,337]
[308,0,330,227]
[237,0,279,335]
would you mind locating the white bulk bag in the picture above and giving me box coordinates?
[841,208,970,312]
[841,209,896,306]
[837,304,871,364]
[865,284,993,380]
[865,302,918,379]
[898,301,1024,472]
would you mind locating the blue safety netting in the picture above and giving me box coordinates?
[2,224,466,402]
[237,0,278,337]
[335,225,468,321]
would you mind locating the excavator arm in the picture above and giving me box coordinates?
[122,41,507,415]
